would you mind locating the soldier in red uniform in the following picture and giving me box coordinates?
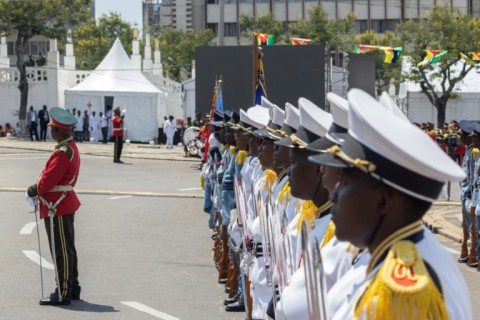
[112,106,124,163]
[27,107,81,305]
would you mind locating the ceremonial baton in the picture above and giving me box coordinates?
[301,221,322,320]
[312,237,328,320]
[39,196,64,303]
[30,198,44,299]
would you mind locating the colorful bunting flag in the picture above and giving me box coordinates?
[417,50,448,68]
[291,37,313,46]
[256,33,274,46]
[461,52,480,65]
[384,47,403,64]
[254,50,267,106]
[354,44,378,54]
[354,44,403,64]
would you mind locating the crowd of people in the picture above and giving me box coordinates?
[22,105,112,144]
[199,90,472,319]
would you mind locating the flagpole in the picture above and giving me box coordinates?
[252,33,259,106]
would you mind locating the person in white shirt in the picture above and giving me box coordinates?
[164,115,176,149]
[74,110,84,143]
[99,112,108,144]
[89,111,99,143]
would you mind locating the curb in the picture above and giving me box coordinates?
[423,220,462,244]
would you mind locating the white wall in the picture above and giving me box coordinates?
[407,91,480,124]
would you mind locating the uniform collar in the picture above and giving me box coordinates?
[55,137,73,149]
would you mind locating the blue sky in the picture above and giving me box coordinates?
[95,0,143,28]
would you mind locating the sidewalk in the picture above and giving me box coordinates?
[0,137,466,243]
[0,137,200,162]
[424,203,463,244]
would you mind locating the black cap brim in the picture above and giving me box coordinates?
[274,136,296,149]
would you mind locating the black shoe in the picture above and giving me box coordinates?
[224,294,239,305]
[218,278,227,285]
[39,292,71,306]
[225,299,245,312]
[469,261,479,268]
[71,286,81,300]
[225,287,230,294]
[114,160,124,164]
[458,257,469,263]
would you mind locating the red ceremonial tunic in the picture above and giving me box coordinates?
[37,138,81,219]
[112,115,123,137]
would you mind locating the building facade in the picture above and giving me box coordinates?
[203,0,477,45]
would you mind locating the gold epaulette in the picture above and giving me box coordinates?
[320,220,335,248]
[354,240,448,320]
[235,150,248,165]
[278,181,291,204]
[264,170,277,190]
[297,200,317,232]
[221,144,227,152]
[472,148,479,161]
[229,146,236,158]
[200,174,205,190]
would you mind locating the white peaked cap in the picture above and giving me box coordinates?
[378,91,409,121]
[347,89,464,201]
[261,96,284,128]
[326,92,349,129]
[310,89,465,202]
[295,98,333,145]
[246,105,270,129]
[271,102,285,127]
[284,102,300,130]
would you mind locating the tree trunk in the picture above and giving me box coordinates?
[15,31,31,138]
[436,100,447,129]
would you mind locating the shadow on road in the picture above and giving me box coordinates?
[60,300,119,313]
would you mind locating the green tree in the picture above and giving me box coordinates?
[239,13,284,43]
[74,12,134,70]
[355,30,403,95]
[397,5,480,127]
[0,0,91,134]
[288,6,356,52]
[159,29,214,82]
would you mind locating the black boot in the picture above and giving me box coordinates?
[72,285,81,300]
[39,291,71,306]
[225,298,245,312]
[224,294,239,305]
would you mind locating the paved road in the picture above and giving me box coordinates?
[0,147,242,320]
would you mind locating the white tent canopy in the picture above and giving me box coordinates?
[65,38,165,142]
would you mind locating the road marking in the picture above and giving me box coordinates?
[443,246,460,255]
[109,195,133,200]
[22,250,53,270]
[121,301,181,320]
[177,187,202,191]
[0,187,204,199]
[20,222,38,235]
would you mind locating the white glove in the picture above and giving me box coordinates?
[466,198,472,210]
[25,191,36,209]
[121,109,127,116]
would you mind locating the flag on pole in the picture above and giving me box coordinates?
[291,37,313,45]
[461,52,480,65]
[417,50,448,68]
[254,50,267,106]
[383,47,403,64]
[256,32,274,46]
[215,81,224,112]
